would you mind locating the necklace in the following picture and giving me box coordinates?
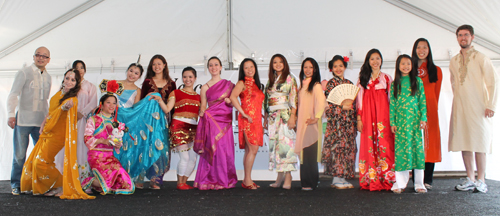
[371,72,380,80]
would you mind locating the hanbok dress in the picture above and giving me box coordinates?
[238,77,264,148]
[193,79,238,190]
[356,72,395,191]
[322,75,358,179]
[81,114,135,195]
[263,74,298,172]
[20,91,94,199]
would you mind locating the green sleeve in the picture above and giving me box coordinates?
[418,78,427,122]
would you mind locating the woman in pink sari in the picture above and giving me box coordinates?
[193,56,237,190]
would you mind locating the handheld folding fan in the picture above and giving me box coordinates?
[326,84,360,106]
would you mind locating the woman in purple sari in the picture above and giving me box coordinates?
[193,56,238,190]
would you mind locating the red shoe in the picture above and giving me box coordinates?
[177,183,191,190]
[185,184,195,189]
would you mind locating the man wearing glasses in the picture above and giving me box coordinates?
[449,25,499,193]
[7,47,52,195]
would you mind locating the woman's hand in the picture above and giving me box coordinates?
[305,117,318,125]
[287,114,296,129]
[342,104,353,111]
[199,108,205,117]
[391,126,397,134]
[98,138,112,146]
[62,100,74,110]
[420,121,427,130]
[357,121,363,132]
[242,113,253,123]
[77,112,84,120]
[224,98,232,104]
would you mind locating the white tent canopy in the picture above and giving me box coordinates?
[1,0,500,181]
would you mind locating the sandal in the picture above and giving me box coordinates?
[392,188,402,194]
[331,182,348,189]
[149,182,160,190]
[242,183,257,190]
[416,188,427,193]
[135,183,144,189]
[301,187,313,191]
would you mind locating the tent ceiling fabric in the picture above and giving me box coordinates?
[0,0,499,71]
[403,0,500,49]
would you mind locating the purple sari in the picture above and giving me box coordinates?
[193,79,237,190]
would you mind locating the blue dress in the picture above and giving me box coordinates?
[114,91,170,184]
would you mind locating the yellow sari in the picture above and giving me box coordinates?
[20,91,95,199]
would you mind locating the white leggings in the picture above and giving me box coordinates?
[391,169,427,192]
[177,148,197,177]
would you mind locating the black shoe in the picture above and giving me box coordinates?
[12,188,20,195]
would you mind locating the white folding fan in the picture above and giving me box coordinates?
[327,84,360,106]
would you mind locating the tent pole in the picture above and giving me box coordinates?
[0,0,104,60]
[384,0,500,55]
[227,0,234,70]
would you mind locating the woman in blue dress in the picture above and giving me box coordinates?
[111,62,170,190]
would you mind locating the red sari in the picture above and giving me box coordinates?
[238,77,264,148]
[356,72,395,191]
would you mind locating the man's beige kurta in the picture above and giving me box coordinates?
[449,47,499,153]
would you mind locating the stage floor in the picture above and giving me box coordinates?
[1,178,498,215]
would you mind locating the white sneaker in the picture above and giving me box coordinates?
[455,177,475,191]
[473,179,488,193]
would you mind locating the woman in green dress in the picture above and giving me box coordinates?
[389,54,427,193]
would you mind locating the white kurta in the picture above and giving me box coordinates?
[55,80,98,181]
[448,47,499,153]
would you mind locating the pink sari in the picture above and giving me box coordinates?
[193,79,237,190]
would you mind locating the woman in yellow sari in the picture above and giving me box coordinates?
[21,69,94,199]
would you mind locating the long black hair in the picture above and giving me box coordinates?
[59,69,82,105]
[267,54,290,90]
[411,38,438,83]
[299,57,321,93]
[238,58,262,89]
[359,49,383,89]
[393,54,418,99]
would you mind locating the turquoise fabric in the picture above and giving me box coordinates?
[114,93,170,183]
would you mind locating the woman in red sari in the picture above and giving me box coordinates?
[411,38,442,190]
[230,58,264,190]
[356,49,395,191]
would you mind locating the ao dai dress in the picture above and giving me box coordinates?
[264,74,298,172]
[389,76,427,171]
[238,77,264,148]
[417,63,442,163]
[356,72,395,191]
[322,76,358,179]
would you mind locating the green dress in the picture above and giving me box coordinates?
[389,76,427,171]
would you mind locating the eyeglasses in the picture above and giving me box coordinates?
[34,54,50,59]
